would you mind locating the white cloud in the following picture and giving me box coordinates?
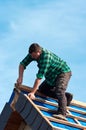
[10,21,18,31]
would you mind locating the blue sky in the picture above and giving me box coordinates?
[0,0,86,113]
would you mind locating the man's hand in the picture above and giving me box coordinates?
[28,92,36,100]
[16,64,24,87]
[16,77,23,87]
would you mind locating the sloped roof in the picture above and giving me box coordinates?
[0,84,86,130]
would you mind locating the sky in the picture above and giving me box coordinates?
[0,0,86,113]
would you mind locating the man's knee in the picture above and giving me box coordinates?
[55,89,65,98]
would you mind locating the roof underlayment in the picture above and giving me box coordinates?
[0,84,86,130]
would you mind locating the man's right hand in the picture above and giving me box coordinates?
[16,77,23,87]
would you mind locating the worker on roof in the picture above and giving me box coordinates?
[16,43,73,121]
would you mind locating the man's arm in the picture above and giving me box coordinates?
[16,64,24,86]
[28,78,41,100]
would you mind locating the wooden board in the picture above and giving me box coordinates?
[15,92,53,130]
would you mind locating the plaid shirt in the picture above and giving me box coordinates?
[20,48,71,86]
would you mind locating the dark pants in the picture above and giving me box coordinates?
[38,72,72,116]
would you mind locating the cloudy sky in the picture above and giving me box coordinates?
[0,0,86,113]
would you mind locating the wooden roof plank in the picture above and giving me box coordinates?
[36,105,86,122]
[1,84,86,130]
[4,111,23,130]
[15,84,86,108]
[15,92,53,130]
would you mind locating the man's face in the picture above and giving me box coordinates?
[30,51,41,59]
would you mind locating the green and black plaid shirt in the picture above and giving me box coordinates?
[20,48,71,86]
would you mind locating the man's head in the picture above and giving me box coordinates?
[29,43,42,59]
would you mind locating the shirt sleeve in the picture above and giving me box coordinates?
[36,54,51,79]
[20,54,33,69]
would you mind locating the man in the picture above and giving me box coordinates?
[16,43,73,121]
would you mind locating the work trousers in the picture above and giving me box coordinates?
[38,72,72,116]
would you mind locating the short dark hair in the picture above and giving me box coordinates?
[29,43,42,54]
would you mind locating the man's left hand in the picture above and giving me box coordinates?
[28,92,36,100]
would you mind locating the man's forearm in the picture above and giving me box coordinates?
[32,78,41,94]
[19,64,24,78]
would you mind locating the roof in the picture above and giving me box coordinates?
[0,84,86,130]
